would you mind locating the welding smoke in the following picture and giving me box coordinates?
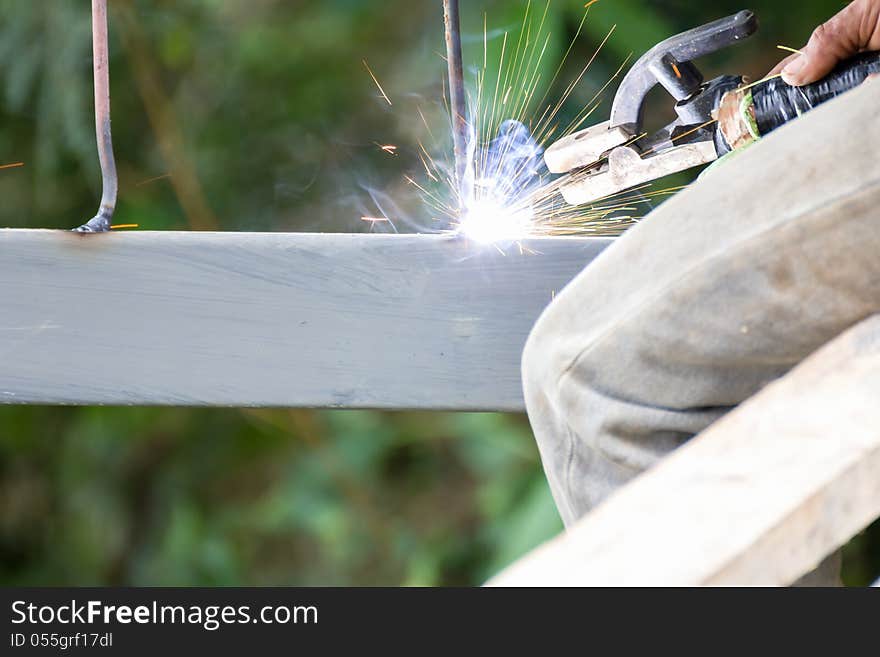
[470,119,547,208]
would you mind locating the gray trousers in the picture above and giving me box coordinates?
[521,80,880,584]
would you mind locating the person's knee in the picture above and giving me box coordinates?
[521,310,550,401]
[521,289,613,444]
[521,295,575,411]
[522,295,641,522]
[522,290,705,474]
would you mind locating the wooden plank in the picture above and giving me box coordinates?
[0,230,610,410]
[489,315,880,586]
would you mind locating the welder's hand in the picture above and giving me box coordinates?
[769,0,880,86]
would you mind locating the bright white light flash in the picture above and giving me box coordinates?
[457,198,534,243]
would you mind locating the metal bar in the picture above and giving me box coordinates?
[443,0,469,202]
[76,0,117,232]
[0,231,609,410]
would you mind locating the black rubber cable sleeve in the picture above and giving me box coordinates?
[751,51,880,136]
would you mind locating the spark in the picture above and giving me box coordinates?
[363,60,392,106]
[776,44,805,56]
[366,0,677,244]
[640,119,719,157]
[417,144,440,182]
[361,216,394,232]
[739,72,783,92]
[416,106,436,141]
[110,223,139,229]
[375,143,399,155]
[445,2,643,243]
[0,161,24,170]
[483,12,488,69]
[136,172,171,186]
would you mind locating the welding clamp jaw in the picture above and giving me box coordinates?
[546,10,758,206]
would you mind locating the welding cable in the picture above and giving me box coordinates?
[717,51,880,154]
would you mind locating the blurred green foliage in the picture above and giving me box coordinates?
[1,406,556,585]
[1,0,878,585]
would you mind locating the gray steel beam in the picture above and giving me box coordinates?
[0,230,610,411]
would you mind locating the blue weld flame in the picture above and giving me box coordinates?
[458,119,550,242]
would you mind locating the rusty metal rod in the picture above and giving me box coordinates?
[443,0,469,203]
[76,0,117,232]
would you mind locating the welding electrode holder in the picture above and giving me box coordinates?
[546,9,880,207]
[543,10,760,186]
[609,9,758,135]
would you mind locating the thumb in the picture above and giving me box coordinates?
[782,0,880,86]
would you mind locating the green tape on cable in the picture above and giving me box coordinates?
[700,88,761,179]
[740,90,761,141]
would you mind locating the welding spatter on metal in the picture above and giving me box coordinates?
[75,0,117,233]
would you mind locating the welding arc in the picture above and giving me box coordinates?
[75,0,117,233]
[443,0,469,204]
